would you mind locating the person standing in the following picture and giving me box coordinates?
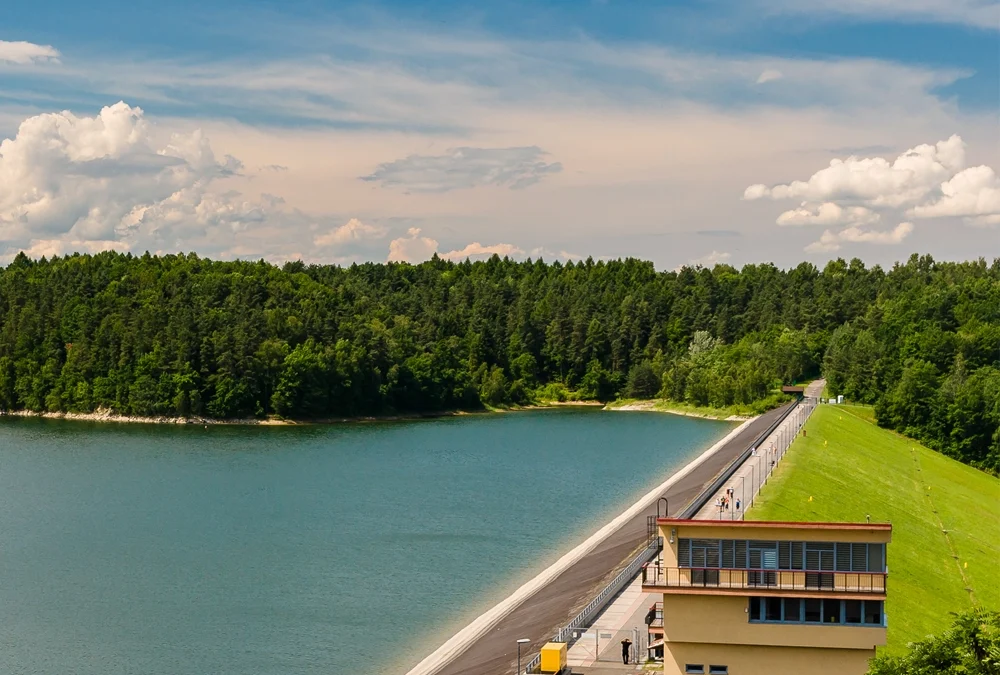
[621,637,633,664]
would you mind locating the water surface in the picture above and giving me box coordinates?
[0,408,731,674]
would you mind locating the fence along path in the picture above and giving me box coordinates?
[408,403,792,675]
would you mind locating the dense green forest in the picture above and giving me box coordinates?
[0,251,997,471]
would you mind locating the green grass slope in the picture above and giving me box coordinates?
[748,404,1000,655]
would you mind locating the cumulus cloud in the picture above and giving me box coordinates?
[0,101,283,257]
[361,146,562,193]
[440,242,525,260]
[745,135,1000,249]
[387,228,440,262]
[909,165,1000,226]
[688,250,732,267]
[385,229,541,263]
[314,218,387,247]
[776,202,880,227]
[744,135,965,209]
[756,69,783,84]
[16,238,130,259]
[528,247,583,261]
[805,222,914,253]
[0,40,60,65]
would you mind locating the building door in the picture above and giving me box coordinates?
[749,543,777,587]
[806,545,835,589]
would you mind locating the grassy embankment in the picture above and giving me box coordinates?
[748,404,1000,655]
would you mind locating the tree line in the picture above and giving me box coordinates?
[0,251,996,471]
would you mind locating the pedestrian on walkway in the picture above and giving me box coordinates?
[736,499,741,511]
[621,638,632,664]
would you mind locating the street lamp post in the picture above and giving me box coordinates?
[517,638,530,675]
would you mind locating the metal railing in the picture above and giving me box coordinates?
[678,398,810,519]
[641,566,887,594]
[645,601,663,629]
[522,537,660,673]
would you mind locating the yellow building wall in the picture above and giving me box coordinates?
[661,594,886,650]
[663,641,874,675]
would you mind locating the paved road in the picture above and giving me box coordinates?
[428,403,794,675]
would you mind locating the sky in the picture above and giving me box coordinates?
[1,0,998,270]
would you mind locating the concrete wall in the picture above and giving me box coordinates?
[662,641,874,675]
[661,594,886,650]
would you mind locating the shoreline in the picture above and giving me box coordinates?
[402,415,755,675]
[606,398,753,422]
[0,401,608,427]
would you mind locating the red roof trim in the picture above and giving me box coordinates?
[657,518,892,531]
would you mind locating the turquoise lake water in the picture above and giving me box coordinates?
[0,408,731,674]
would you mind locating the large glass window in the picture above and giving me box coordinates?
[823,599,841,623]
[864,601,883,626]
[804,598,822,623]
[750,598,883,626]
[678,539,885,572]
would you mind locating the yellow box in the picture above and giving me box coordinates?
[539,642,567,673]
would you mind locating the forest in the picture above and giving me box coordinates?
[0,251,997,473]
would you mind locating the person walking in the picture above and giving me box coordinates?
[736,499,741,511]
[621,637,633,664]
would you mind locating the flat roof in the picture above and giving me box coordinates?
[658,518,892,531]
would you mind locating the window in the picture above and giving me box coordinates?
[865,601,883,626]
[685,665,705,674]
[765,597,782,622]
[823,599,841,623]
[751,597,885,626]
[868,544,884,573]
[784,597,802,622]
[709,667,729,675]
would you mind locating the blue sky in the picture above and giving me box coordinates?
[1,0,997,267]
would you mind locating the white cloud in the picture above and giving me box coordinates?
[688,250,732,267]
[0,40,60,65]
[528,247,583,261]
[757,0,1000,30]
[440,242,525,260]
[805,222,914,253]
[314,218,387,247]
[756,69,783,84]
[13,238,130,260]
[746,135,1000,244]
[386,229,528,262]
[776,202,880,227]
[387,228,439,262]
[744,135,966,209]
[0,102,319,260]
[909,165,1000,225]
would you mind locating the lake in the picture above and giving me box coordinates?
[0,408,731,674]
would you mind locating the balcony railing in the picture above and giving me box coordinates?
[641,565,886,594]
[645,602,663,629]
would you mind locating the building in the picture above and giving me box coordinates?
[641,518,891,675]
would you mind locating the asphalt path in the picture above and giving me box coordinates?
[428,403,794,675]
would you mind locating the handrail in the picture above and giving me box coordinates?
[522,537,660,673]
[677,399,804,518]
[642,566,887,593]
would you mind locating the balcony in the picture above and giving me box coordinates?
[645,602,663,630]
[641,565,886,595]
